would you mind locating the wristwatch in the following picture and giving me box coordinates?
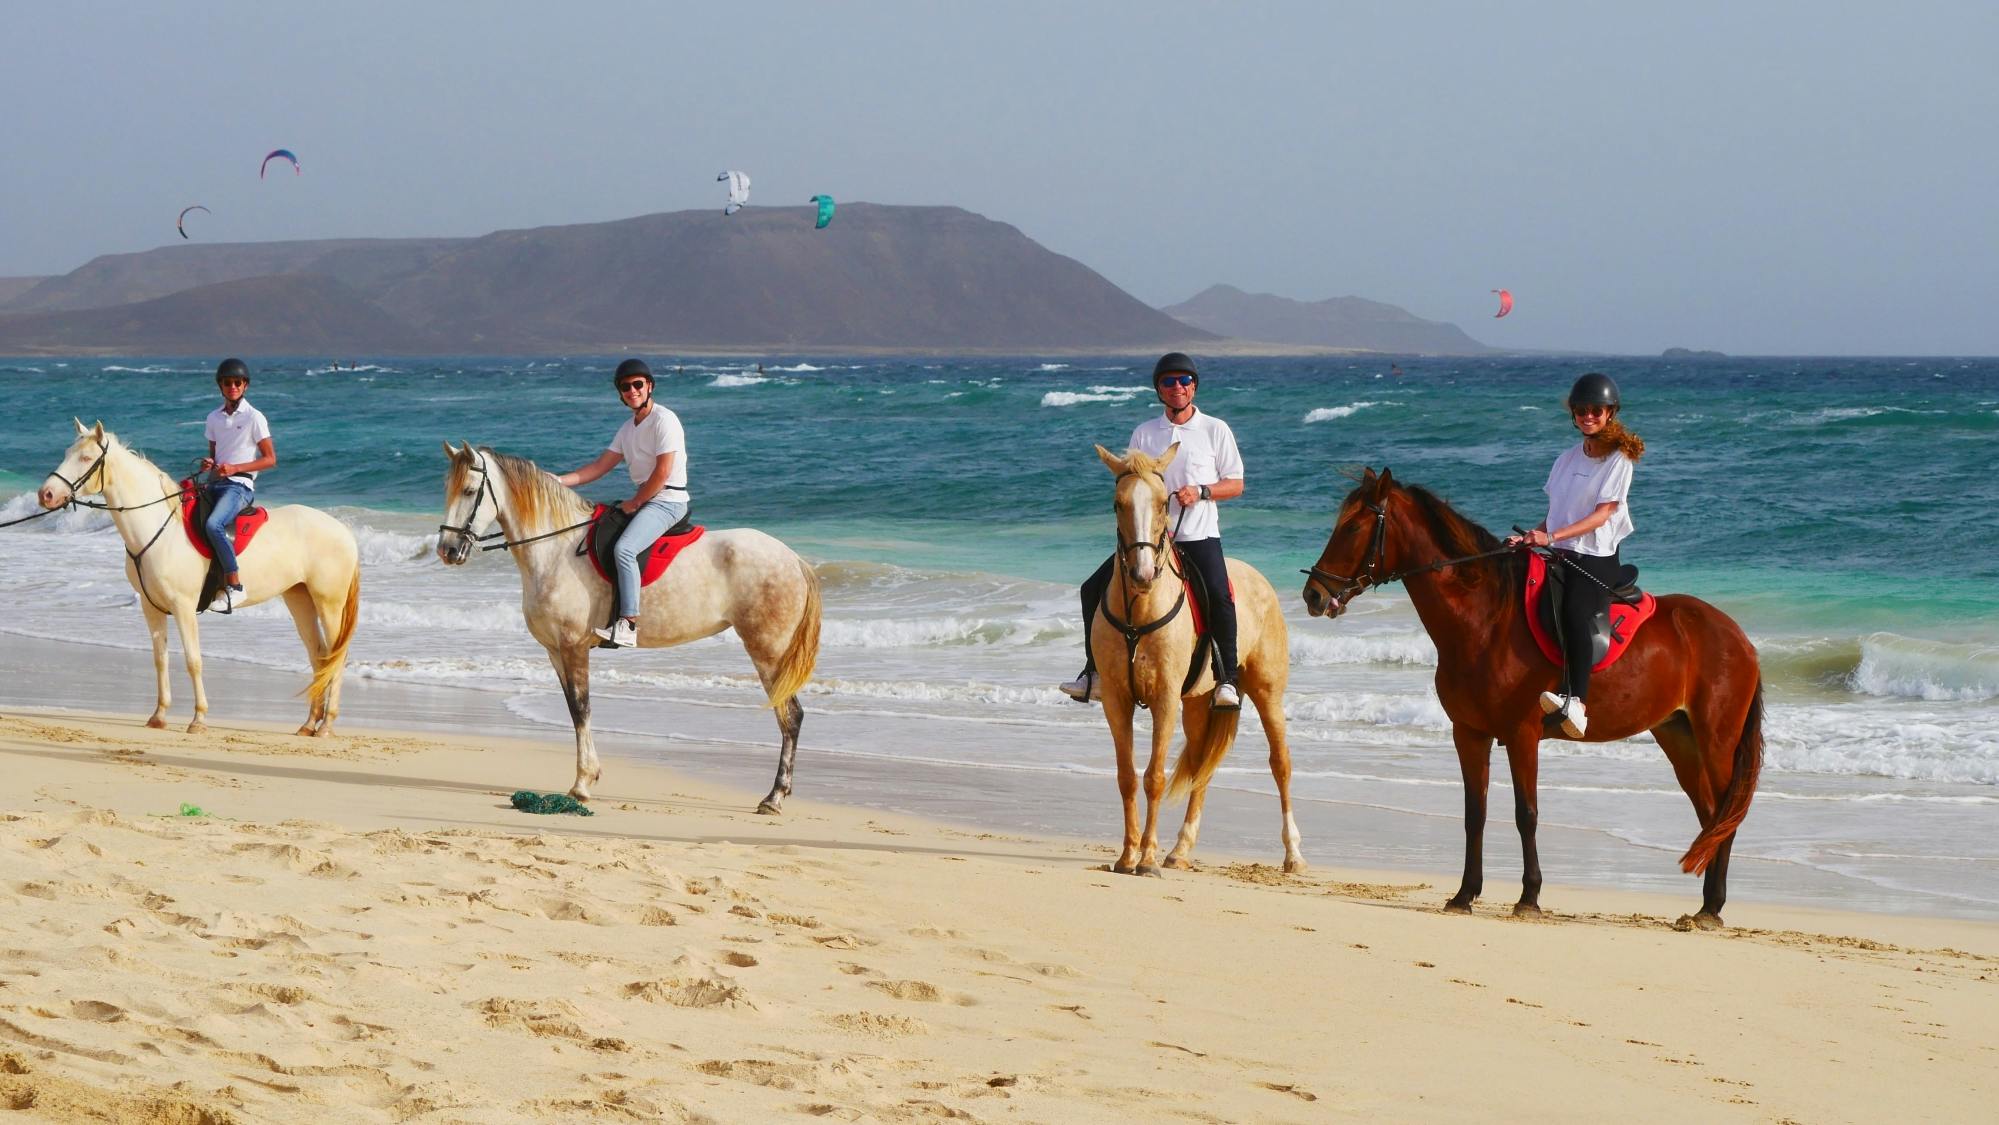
[1198,484,1212,501]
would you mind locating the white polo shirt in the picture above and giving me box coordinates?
[609,405,689,497]
[1128,407,1243,542]
[204,401,271,488]
[1544,441,1634,557]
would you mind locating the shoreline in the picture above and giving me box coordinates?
[3,628,1992,926]
[0,699,1994,1120]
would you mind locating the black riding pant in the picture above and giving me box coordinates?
[1552,548,1622,702]
[1079,537,1239,682]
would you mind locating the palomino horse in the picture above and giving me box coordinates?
[38,421,361,735]
[436,444,820,810]
[1301,469,1763,928]
[1091,444,1302,876]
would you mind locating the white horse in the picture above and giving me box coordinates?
[435,443,821,809]
[38,421,361,735]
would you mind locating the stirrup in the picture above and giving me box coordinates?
[1211,679,1242,711]
[1058,671,1099,704]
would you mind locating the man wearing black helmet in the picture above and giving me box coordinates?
[551,359,689,649]
[1504,371,1645,738]
[1060,352,1246,709]
[198,358,276,612]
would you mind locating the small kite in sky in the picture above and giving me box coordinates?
[811,195,835,229]
[718,170,751,215]
[261,149,301,179]
[176,204,210,240]
[1491,288,1513,318]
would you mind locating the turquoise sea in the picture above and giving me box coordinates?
[3,355,1996,917]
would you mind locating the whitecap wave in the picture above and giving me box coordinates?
[820,614,1073,649]
[1304,401,1384,423]
[1290,629,1436,667]
[709,374,767,388]
[1848,632,1999,701]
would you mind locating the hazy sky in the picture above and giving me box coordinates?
[7,2,1996,354]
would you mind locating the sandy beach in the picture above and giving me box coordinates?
[1,691,1993,1124]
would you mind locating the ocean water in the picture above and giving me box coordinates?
[2,355,1996,917]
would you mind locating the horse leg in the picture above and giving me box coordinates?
[176,608,208,734]
[551,646,601,800]
[1135,695,1179,876]
[1163,695,1212,869]
[1445,725,1494,912]
[1105,691,1142,874]
[282,586,327,736]
[1257,674,1305,874]
[142,599,172,729]
[1502,736,1545,916]
[757,697,803,815]
[1652,711,1727,929]
[309,580,352,736]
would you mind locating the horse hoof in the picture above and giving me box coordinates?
[186,720,207,735]
[1442,898,1475,915]
[1134,864,1163,878]
[1282,857,1309,875]
[1161,855,1192,870]
[755,801,782,816]
[1673,911,1725,932]
[295,725,314,737]
[1113,861,1137,875]
[145,716,167,730]
[1512,903,1546,919]
[567,788,592,802]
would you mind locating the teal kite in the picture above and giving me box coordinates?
[811,195,835,229]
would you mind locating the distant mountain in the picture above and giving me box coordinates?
[0,205,1213,354]
[1661,347,1726,359]
[0,277,47,305]
[1162,284,1492,355]
[3,239,464,316]
[0,274,444,354]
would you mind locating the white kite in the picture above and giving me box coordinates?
[718,170,751,215]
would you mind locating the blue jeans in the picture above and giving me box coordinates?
[614,497,689,619]
[203,480,254,578]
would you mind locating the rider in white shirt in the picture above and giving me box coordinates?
[551,359,690,649]
[1503,372,1644,738]
[1061,353,1247,710]
[198,358,276,612]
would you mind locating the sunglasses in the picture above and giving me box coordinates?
[617,381,649,393]
[218,379,247,388]
[1571,404,1609,418]
[1156,375,1195,388]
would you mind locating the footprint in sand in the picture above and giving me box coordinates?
[866,979,942,1002]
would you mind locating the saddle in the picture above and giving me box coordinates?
[1523,551,1656,673]
[181,479,269,613]
[581,503,703,591]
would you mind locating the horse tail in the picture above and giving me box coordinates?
[1680,678,1763,874]
[305,564,361,712]
[762,555,821,711]
[1168,701,1242,801]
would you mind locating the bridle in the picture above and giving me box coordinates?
[1302,494,1518,612]
[438,451,506,553]
[1100,469,1188,707]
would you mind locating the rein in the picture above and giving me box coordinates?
[439,453,598,554]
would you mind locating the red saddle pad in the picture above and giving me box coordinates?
[1523,552,1657,672]
[180,480,270,560]
[586,504,705,588]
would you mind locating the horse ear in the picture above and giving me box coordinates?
[442,440,461,461]
[90,420,104,439]
[1378,466,1394,488]
[1094,444,1124,474]
[1158,441,1180,470]
[73,417,87,436]
[1360,466,1378,487]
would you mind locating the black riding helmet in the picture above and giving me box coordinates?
[215,357,250,384]
[1568,371,1619,411]
[1152,352,1199,384]
[612,357,654,387]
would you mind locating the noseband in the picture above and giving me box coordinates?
[51,436,111,498]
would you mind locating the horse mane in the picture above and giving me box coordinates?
[1120,446,1171,478]
[480,448,589,533]
[101,431,177,498]
[1397,482,1523,591]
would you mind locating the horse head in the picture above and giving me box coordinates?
[1301,466,1398,618]
[40,419,112,510]
[1096,442,1178,588]
[437,441,498,565]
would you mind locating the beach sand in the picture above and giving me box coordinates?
[0,705,1993,1124]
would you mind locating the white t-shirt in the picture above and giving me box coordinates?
[1128,407,1244,542]
[204,401,271,488]
[1544,441,1634,557]
[608,405,689,496]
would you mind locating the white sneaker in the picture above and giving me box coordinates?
[207,584,242,614]
[1212,681,1242,710]
[593,619,638,648]
[1058,670,1098,703]
[1560,699,1588,738]
[1539,690,1568,715]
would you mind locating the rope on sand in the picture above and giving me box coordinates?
[510,790,594,816]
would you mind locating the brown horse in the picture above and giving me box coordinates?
[1092,444,1302,876]
[1300,468,1763,928]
